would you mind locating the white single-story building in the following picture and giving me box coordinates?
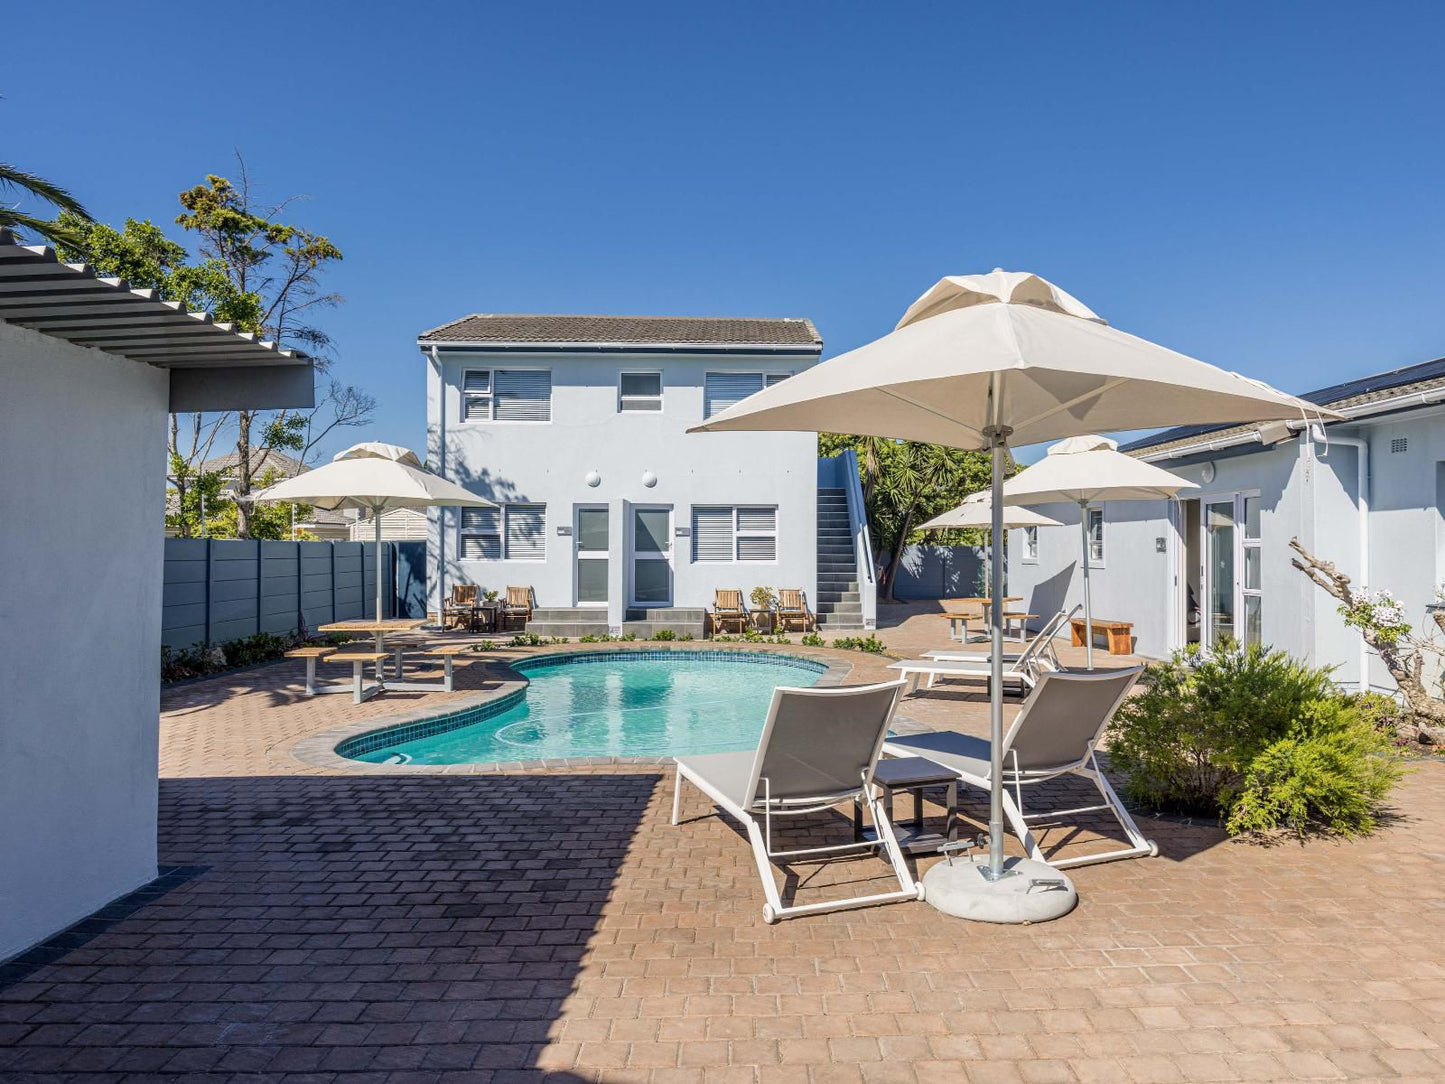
[420,313,875,635]
[1006,354,1445,692]
[0,230,315,960]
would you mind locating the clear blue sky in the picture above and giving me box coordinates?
[9,1,1445,461]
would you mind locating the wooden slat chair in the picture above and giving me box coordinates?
[776,589,814,633]
[712,589,748,636]
[443,584,479,631]
[502,585,533,630]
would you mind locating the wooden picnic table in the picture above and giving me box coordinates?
[317,619,426,680]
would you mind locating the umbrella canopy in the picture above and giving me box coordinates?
[691,269,1338,907]
[1003,436,1196,666]
[252,442,494,621]
[919,492,1062,531]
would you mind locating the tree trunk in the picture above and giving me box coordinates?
[882,508,914,603]
[1290,538,1445,739]
[235,411,253,539]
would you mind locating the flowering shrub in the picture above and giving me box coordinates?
[1339,588,1412,648]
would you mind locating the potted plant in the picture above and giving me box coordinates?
[750,586,778,633]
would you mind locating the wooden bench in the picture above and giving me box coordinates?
[420,644,473,693]
[1070,617,1134,656]
[325,651,389,704]
[285,646,335,695]
[1003,611,1039,640]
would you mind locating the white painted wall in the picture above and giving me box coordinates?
[425,348,820,627]
[1007,410,1445,694]
[0,321,166,959]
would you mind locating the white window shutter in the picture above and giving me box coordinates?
[493,370,551,422]
[704,372,764,419]
[463,370,490,393]
[461,534,500,560]
[736,506,777,562]
[691,507,734,562]
[505,504,547,559]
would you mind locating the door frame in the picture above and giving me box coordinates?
[628,504,674,608]
[573,504,609,608]
[1195,489,1261,647]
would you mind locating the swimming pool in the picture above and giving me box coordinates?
[338,650,830,765]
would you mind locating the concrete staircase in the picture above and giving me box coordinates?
[816,488,864,629]
[525,608,609,639]
[525,606,708,639]
[621,608,707,639]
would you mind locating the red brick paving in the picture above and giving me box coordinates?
[3,603,1443,1081]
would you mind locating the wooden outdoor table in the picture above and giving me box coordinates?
[317,619,426,681]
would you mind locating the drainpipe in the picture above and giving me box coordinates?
[1320,426,1370,691]
[429,345,447,626]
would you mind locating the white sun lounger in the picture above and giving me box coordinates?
[883,666,1155,869]
[922,607,1077,672]
[890,612,1067,695]
[671,679,923,923]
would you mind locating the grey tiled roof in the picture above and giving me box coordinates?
[418,313,822,348]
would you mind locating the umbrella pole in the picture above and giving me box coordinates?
[375,504,385,622]
[985,427,1010,882]
[1079,501,1094,670]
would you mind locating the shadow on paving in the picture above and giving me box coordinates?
[0,773,659,1081]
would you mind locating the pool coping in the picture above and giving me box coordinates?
[290,643,854,774]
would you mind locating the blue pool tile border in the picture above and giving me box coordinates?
[294,647,852,773]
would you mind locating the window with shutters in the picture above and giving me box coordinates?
[459,507,501,560]
[703,372,793,418]
[619,371,663,412]
[459,504,547,560]
[458,368,551,422]
[691,505,777,562]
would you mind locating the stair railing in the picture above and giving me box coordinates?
[836,449,877,629]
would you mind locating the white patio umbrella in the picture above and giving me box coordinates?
[919,493,1062,605]
[691,269,1336,921]
[251,442,495,624]
[1003,435,1196,668]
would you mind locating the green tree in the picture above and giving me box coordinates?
[59,160,374,538]
[820,434,1004,600]
[0,162,92,247]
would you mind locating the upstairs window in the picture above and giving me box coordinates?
[619,371,663,412]
[703,372,792,418]
[460,368,551,422]
[1023,526,1039,561]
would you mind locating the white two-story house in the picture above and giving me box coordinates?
[420,313,872,636]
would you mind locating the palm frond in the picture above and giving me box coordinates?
[0,208,90,250]
[0,163,93,221]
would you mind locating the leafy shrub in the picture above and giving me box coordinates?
[509,633,546,647]
[750,586,777,612]
[678,633,695,642]
[652,629,677,641]
[1107,642,1405,837]
[832,635,886,654]
[801,633,826,647]
[469,640,498,652]
[161,631,304,683]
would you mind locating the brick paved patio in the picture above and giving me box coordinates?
[4,604,1445,1082]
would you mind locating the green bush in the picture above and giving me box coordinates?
[1107,642,1405,837]
[652,629,677,641]
[832,635,886,654]
[800,633,826,647]
[161,630,304,683]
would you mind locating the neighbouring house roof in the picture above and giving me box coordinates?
[1122,354,1445,459]
[417,313,823,350]
[201,450,307,479]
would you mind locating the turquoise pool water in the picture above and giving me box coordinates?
[341,651,828,765]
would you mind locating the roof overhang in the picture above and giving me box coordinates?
[0,230,314,411]
[418,339,824,356]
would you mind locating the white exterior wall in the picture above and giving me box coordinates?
[425,348,819,627]
[1007,409,1445,693]
[0,322,166,959]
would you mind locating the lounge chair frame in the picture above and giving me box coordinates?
[884,667,1156,870]
[923,606,1078,673]
[672,679,923,923]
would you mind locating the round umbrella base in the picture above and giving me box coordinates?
[922,856,1077,923]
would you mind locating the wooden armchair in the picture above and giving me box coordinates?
[443,584,479,630]
[712,589,748,636]
[776,589,814,633]
[502,585,533,630]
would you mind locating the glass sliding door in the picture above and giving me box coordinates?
[575,506,609,606]
[1204,500,1236,648]
[631,506,673,607]
[1241,495,1262,647]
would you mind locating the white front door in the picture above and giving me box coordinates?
[1199,492,1262,648]
[630,505,673,608]
[574,505,608,607]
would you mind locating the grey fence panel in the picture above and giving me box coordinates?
[395,541,428,619]
[161,537,408,648]
[891,544,988,600]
